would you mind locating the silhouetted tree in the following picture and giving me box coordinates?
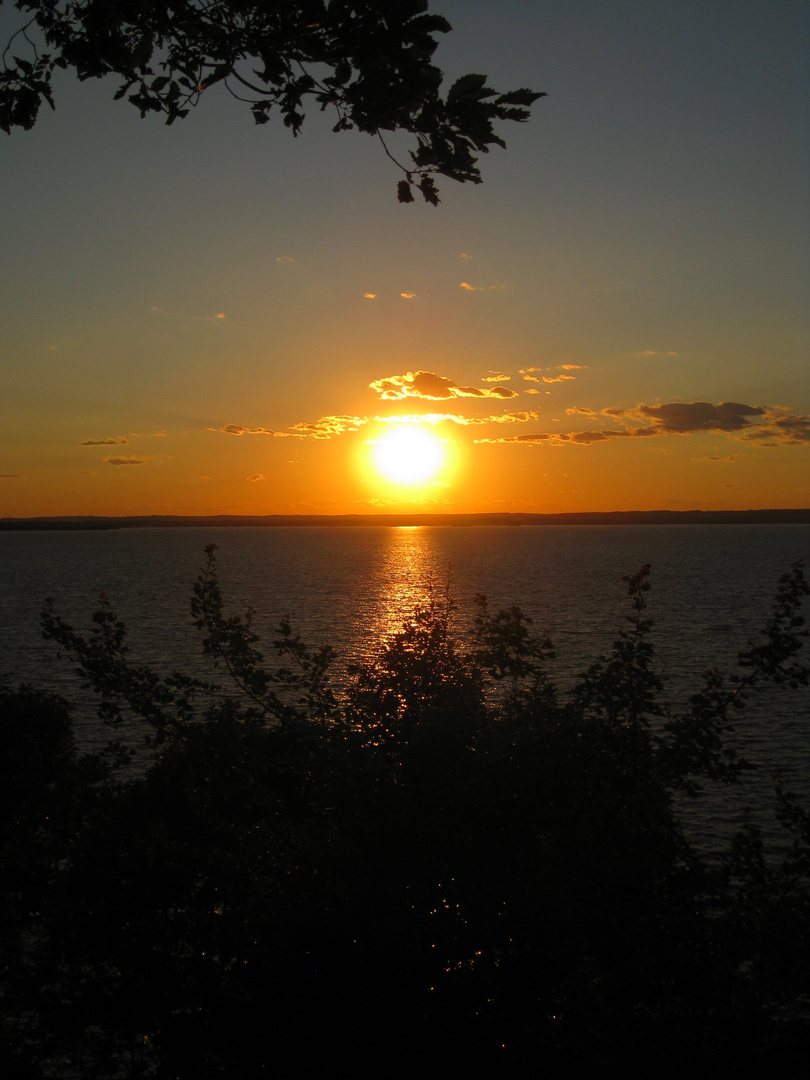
[1,0,544,203]
[2,554,808,1076]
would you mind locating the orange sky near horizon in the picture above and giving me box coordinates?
[1,1,808,518]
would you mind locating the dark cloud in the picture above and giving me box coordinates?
[520,366,580,384]
[692,454,745,462]
[476,399,810,448]
[566,430,617,444]
[488,411,537,424]
[477,432,554,445]
[625,401,809,444]
[635,401,765,433]
[754,411,810,445]
[290,415,366,439]
[217,425,275,436]
[476,428,657,446]
[521,364,586,373]
[81,437,128,446]
[371,371,458,400]
[103,456,148,466]
[370,370,517,401]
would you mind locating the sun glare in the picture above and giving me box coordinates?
[374,427,444,484]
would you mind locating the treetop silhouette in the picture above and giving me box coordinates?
[4,553,809,1073]
[1,0,545,203]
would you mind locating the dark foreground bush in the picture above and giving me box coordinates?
[2,550,809,1077]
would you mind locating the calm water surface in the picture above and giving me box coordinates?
[1,524,808,855]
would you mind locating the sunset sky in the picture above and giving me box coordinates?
[1,0,808,517]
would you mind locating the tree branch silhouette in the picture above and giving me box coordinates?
[1,0,545,203]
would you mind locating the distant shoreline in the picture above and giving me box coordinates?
[1,509,809,531]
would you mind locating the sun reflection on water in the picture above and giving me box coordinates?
[353,526,452,654]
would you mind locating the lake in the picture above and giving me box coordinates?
[1,523,808,855]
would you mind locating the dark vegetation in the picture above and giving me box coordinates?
[2,547,809,1077]
[1,0,543,204]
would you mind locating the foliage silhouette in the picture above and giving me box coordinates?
[1,0,544,203]
[1,552,809,1075]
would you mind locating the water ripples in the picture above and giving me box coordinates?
[1,523,808,856]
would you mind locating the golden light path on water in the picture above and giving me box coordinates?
[359,525,452,648]
[0,524,807,860]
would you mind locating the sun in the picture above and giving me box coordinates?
[374,426,444,484]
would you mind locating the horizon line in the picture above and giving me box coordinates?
[2,508,809,531]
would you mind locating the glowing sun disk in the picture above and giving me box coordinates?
[374,427,443,484]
